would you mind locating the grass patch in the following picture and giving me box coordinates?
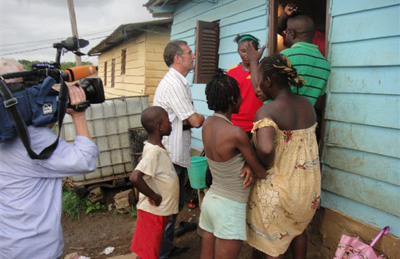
[85,199,106,214]
[62,188,106,221]
[128,206,137,218]
[62,188,85,220]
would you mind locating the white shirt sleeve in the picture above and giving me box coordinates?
[164,81,196,121]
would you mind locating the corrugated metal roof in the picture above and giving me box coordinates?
[144,0,182,17]
[88,19,172,56]
[144,0,182,8]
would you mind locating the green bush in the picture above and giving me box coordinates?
[62,188,106,221]
[62,188,85,220]
[85,199,106,214]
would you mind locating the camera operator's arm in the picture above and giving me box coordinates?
[67,84,90,139]
[33,83,99,177]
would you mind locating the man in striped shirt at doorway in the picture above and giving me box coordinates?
[281,14,331,140]
[281,15,331,107]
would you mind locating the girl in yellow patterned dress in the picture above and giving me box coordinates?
[245,53,321,259]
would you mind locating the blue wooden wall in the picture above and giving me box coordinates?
[167,0,268,150]
[160,0,400,237]
[321,0,400,236]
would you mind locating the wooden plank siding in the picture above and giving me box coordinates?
[168,0,268,151]
[144,27,170,104]
[97,30,170,101]
[322,0,400,236]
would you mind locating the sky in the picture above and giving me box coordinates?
[0,0,155,64]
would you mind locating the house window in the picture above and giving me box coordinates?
[194,20,220,84]
[121,49,126,75]
[104,61,107,86]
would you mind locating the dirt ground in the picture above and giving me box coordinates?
[61,185,207,259]
[61,186,321,259]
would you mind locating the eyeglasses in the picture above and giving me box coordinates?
[180,51,193,56]
[284,29,294,35]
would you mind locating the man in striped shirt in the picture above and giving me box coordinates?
[153,40,205,258]
[281,15,331,141]
[281,15,331,112]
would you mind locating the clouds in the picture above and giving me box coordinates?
[0,0,154,63]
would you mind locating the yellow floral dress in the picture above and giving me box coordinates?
[247,118,321,257]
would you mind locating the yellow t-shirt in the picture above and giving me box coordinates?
[136,141,179,216]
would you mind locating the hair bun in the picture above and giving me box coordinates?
[214,68,227,79]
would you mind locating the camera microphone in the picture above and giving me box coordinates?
[62,65,97,82]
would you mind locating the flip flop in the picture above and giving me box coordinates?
[175,221,198,237]
[188,200,196,209]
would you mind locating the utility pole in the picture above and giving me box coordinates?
[67,0,82,66]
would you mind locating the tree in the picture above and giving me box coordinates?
[18,60,93,71]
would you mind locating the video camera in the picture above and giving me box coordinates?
[2,37,105,110]
[0,37,105,159]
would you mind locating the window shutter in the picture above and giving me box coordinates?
[194,20,220,84]
[111,59,116,88]
[121,49,126,75]
[104,61,107,86]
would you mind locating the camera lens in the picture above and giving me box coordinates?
[80,78,105,104]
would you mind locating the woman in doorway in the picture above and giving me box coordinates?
[200,70,267,259]
[246,52,321,259]
[227,34,264,138]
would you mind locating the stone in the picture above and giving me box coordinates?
[87,187,104,204]
[114,189,133,214]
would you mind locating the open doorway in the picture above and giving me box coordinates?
[268,0,330,151]
[268,0,329,57]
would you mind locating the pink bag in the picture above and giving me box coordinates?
[334,226,390,259]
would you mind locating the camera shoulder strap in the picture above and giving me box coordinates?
[0,74,68,159]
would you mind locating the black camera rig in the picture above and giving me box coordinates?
[0,37,105,159]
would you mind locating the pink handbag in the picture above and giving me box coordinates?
[334,226,390,259]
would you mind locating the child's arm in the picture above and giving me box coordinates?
[234,128,267,180]
[129,170,162,206]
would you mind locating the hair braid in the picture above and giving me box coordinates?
[259,54,306,89]
[205,69,240,112]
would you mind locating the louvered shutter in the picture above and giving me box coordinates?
[121,49,126,75]
[194,20,220,84]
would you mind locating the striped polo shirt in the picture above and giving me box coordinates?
[281,42,331,105]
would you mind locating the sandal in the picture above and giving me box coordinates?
[188,199,196,209]
[175,221,198,237]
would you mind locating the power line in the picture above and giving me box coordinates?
[0,28,117,48]
[0,37,66,48]
[0,35,109,56]
[0,42,52,53]
[0,46,52,56]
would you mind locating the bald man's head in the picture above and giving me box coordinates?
[0,59,25,83]
[286,15,315,46]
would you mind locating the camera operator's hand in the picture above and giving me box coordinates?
[67,84,91,139]
[67,83,86,115]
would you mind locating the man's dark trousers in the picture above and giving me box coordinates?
[159,164,186,258]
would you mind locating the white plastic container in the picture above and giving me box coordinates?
[61,96,149,187]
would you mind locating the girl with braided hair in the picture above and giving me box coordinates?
[245,54,321,259]
[199,69,267,259]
